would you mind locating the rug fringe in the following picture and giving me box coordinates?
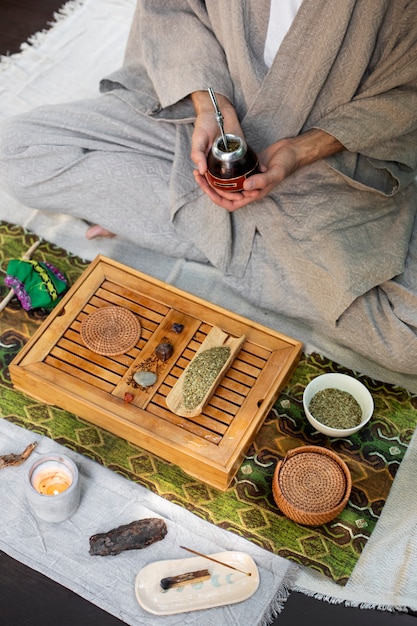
[293,585,409,614]
[259,569,298,626]
[0,0,86,69]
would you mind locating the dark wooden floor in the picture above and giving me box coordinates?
[0,0,64,55]
[1,2,417,624]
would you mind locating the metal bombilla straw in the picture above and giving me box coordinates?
[208,87,228,151]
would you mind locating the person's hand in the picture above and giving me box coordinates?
[190,91,261,211]
[193,167,265,211]
[190,90,243,180]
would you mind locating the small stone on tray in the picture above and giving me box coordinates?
[133,371,158,387]
[155,342,174,361]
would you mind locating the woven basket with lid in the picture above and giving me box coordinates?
[272,445,351,526]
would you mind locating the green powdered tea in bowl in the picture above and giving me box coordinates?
[309,388,362,430]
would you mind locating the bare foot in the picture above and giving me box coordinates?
[85,224,116,239]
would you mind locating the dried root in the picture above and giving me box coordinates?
[0,441,38,469]
[89,518,167,556]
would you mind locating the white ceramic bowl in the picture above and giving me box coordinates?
[303,373,374,437]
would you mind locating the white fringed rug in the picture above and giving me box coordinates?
[0,419,295,626]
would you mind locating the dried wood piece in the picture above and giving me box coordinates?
[160,569,210,590]
[89,518,167,556]
[0,441,38,469]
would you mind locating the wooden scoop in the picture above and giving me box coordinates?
[165,326,245,417]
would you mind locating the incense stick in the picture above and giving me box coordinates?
[180,545,252,576]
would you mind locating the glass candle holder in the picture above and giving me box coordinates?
[26,453,80,522]
[206,133,259,192]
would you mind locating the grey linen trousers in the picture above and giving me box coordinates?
[0,92,206,262]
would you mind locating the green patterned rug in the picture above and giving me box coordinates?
[1,221,417,586]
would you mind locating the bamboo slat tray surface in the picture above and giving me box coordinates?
[9,255,302,490]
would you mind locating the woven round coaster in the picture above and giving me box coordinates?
[81,306,141,356]
[272,445,351,526]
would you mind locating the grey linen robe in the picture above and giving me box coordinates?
[101,0,417,326]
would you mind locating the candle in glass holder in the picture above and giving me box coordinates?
[31,461,73,495]
[26,453,80,522]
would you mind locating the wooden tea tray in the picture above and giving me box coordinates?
[9,255,302,490]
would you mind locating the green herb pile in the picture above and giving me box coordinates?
[309,388,362,429]
[183,346,231,410]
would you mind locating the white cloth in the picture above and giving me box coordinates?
[264,0,304,67]
[0,419,295,625]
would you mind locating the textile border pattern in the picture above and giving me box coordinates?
[1,221,416,585]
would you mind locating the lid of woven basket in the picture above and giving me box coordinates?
[81,306,141,356]
[277,448,347,513]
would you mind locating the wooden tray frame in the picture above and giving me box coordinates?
[10,255,302,490]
